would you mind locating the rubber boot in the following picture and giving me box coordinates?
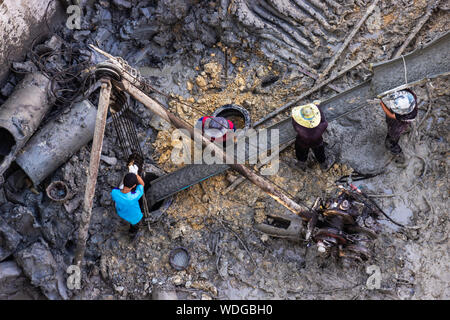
[319,154,335,172]
[295,160,307,171]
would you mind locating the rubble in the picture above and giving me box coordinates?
[0,217,22,261]
[14,241,67,300]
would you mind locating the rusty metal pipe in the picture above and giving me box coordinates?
[15,100,97,186]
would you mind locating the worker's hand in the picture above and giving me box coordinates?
[128,164,139,174]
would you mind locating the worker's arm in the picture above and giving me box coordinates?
[136,174,145,187]
[380,100,396,120]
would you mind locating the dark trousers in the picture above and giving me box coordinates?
[129,219,143,234]
[385,116,410,154]
[295,138,326,163]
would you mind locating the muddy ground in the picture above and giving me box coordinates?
[0,0,448,300]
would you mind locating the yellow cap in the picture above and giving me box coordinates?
[292,103,321,128]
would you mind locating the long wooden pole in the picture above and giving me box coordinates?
[74,78,111,267]
[392,1,439,59]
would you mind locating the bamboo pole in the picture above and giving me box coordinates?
[393,2,438,59]
[317,0,380,81]
[74,78,111,267]
[222,138,296,194]
[253,59,362,127]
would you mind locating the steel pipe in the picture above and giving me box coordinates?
[0,72,52,181]
[15,100,97,186]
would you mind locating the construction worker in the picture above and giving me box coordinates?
[291,101,334,171]
[380,89,417,160]
[111,164,145,238]
[195,116,235,143]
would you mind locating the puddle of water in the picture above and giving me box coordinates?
[379,203,413,231]
[221,280,266,300]
[350,180,413,231]
[352,180,392,195]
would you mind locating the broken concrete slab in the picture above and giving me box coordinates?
[0,260,21,282]
[5,205,42,243]
[14,241,66,300]
[0,216,22,262]
[0,260,45,300]
[40,202,75,249]
[113,0,132,9]
[100,155,118,166]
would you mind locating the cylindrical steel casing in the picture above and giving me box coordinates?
[15,100,97,186]
[0,72,52,156]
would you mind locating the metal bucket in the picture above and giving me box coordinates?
[211,104,252,130]
[169,247,190,271]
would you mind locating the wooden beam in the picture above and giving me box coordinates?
[74,78,111,267]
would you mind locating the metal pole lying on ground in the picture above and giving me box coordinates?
[74,78,112,267]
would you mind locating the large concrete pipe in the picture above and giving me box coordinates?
[16,100,97,186]
[0,0,64,85]
[0,72,53,178]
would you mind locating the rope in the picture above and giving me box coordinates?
[401,55,408,85]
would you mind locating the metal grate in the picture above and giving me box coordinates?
[110,91,150,218]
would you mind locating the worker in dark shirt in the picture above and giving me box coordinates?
[380,89,417,160]
[291,101,334,171]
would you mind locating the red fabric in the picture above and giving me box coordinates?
[201,116,211,128]
[227,120,234,130]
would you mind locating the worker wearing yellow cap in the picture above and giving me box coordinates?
[291,101,333,171]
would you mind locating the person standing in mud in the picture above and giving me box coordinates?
[111,165,145,239]
[380,89,417,162]
[291,101,334,171]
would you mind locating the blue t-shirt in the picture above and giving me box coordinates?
[111,184,144,225]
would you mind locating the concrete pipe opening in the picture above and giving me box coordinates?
[0,128,15,161]
[211,104,252,130]
[0,72,52,179]
[144,171,173,222]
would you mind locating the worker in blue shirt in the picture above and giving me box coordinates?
[111,168,145,237]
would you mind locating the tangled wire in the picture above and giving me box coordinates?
[28,36,97,109]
